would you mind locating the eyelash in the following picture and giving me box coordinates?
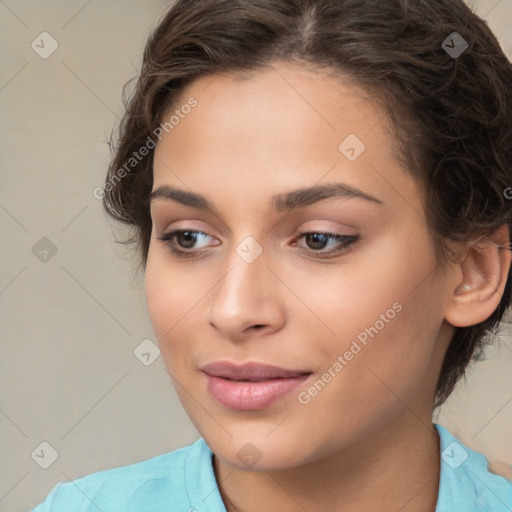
[157,229,359,259]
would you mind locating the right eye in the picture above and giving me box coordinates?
[157,229,219,257]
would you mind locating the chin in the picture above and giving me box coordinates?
[203,428,319,472]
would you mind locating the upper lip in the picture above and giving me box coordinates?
[201,361,312,381]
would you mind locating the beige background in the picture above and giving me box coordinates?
[0,1,511,511]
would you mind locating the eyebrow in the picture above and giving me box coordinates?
[150,182,383,212]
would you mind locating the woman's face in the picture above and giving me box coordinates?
[145,61,455,470]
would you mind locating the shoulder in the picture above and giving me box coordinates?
[435,423,512,512]
[30,437,225,512]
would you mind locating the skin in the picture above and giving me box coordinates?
[145,61,510,512]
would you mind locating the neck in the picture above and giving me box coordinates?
[213,416,440,512]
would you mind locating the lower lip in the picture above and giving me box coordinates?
[204,373,312,410]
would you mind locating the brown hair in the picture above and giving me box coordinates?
[103,0,512,408]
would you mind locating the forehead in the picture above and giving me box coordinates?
[156,63,385,157]
[152,62,421,217]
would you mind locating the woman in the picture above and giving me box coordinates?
[32,0,512,510]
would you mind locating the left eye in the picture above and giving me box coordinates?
[293,231,359,257]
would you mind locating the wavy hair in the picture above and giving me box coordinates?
[103,0,512,408]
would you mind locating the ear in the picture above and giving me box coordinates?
[444,224,511,328]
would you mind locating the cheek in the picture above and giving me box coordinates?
[304,233,441,380]
[144,247,224,379]
[144,249,193,357]
[286,235,433,358]
[291,294,442,455]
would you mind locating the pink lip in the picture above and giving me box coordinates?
[201,361,312,410]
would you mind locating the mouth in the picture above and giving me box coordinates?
[201,361,313,410]
[201,361,312,380]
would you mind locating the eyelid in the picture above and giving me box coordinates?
[295,220,359,235]
[156,219,221,242]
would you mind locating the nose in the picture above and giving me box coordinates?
[207,244,286,341]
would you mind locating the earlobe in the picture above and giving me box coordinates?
[444,224,511,328]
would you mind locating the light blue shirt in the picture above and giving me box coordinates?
[31,423,512,511]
